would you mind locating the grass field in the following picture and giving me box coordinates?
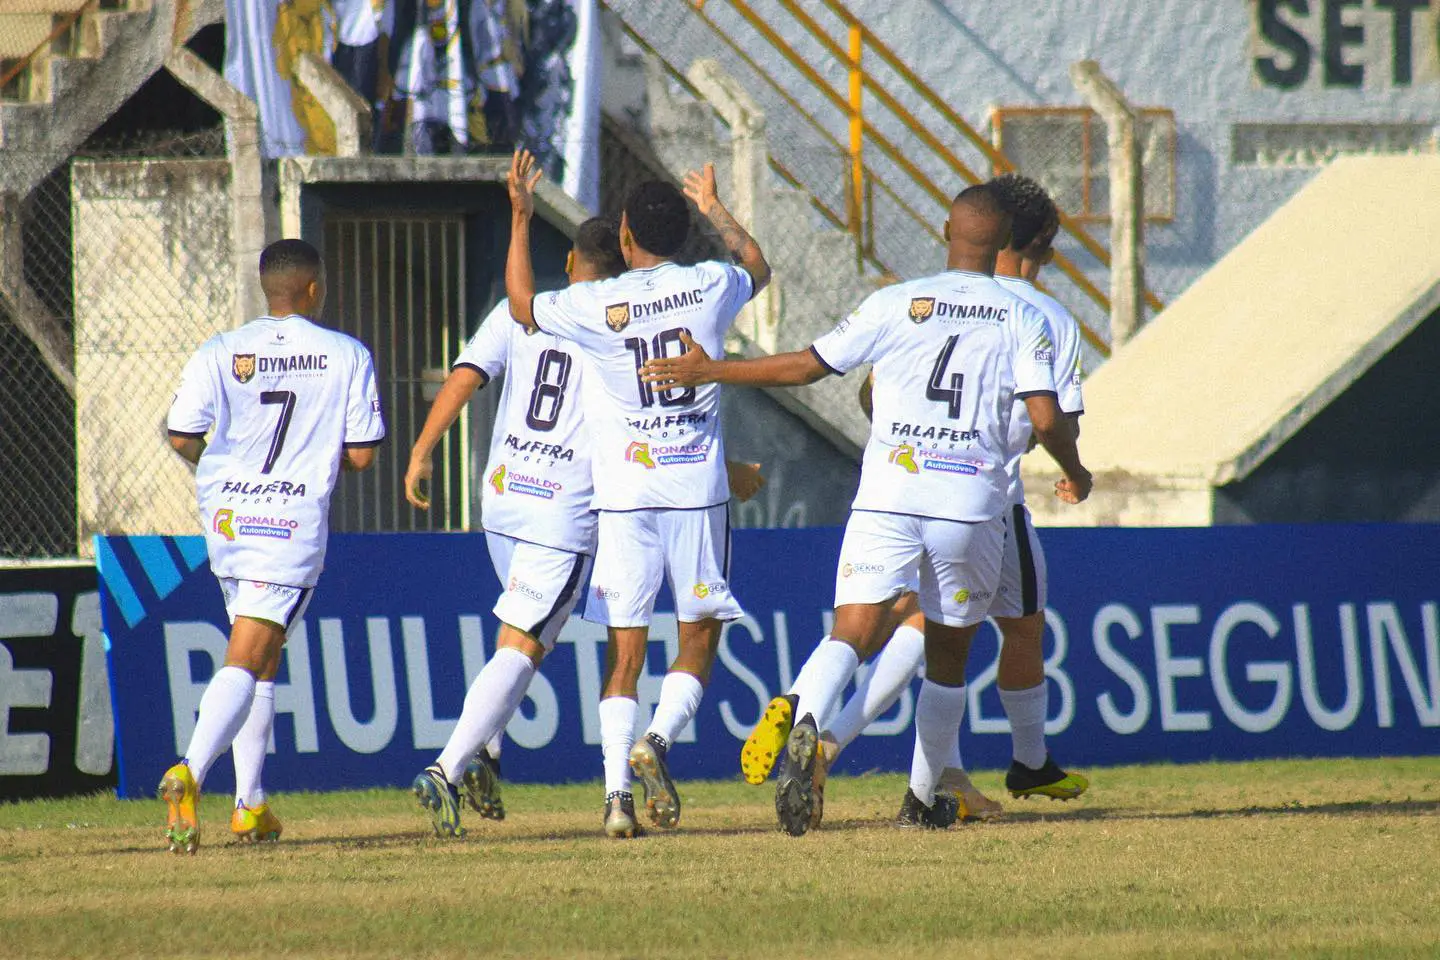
[2,757,1438,959]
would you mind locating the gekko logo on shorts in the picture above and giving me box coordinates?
[594,585,621,601]
[953,588,992,604]
[841,562,885,578]
[213,508,236,541]
[692,581,728,599]
[508,577,545,601]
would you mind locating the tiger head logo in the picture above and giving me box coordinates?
[908,298,935,324]
[232,354,256,383]
[605,302,631,333]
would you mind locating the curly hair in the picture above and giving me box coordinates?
[622,181,690,257]
[988,173,1060,253]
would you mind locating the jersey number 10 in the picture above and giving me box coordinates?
[625,327,696,408]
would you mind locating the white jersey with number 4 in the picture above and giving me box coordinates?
[531,260,754,511]
[811,271,1056,523]
[455,298,596,554]
[996,275,1085,506]
[167,314,386,587]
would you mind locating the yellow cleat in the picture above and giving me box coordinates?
[230,802,283,843]
[1005,756,1089,801]
[159,762,200,855]
[741,694,796,785]
[938,767,1005,821]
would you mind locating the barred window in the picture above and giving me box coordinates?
[990,107,1177,224]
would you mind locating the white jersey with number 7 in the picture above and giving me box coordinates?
[810,270,1057,523]
[167,314,386,587]
[530,260,754,512]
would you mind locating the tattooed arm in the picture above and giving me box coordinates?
[683,162,772,295]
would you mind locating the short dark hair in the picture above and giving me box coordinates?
[259,238,322,276]
[623,181,690,257]
[988,173,1060,252]
[574,217,625,278]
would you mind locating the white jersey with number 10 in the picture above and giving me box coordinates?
[167,314,386,587]
[810,271,1056,523]
[531,260,754,512]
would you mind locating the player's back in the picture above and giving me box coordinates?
[533,259,754,511]
[173,314,384,586]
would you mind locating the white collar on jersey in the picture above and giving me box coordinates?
[258,314,307,322]
[943,268,993,279]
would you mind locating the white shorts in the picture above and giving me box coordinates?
[987,503,1048,619]
[833,510,1005,628]
[218,578,313,636]
[586,505,744,627]
[487,532,593,651]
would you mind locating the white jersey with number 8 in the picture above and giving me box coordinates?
[530,260,754,512]
[167,314,385,587]
[455,299,596,554]
[810,270,1056,523]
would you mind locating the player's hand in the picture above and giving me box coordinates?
[1055,467,1092,505]
[683,162,720,216]
[405,455,433,509]
[640,331,716,387]
[507,149,542,219]
[726,461,765,501]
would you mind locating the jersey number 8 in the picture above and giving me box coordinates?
[525,349,572,432]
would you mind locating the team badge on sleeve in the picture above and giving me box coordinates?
[908,298,935,324]
[605,302,631,332]
[231,354,256,383]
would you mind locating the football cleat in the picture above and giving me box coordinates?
[159,762,200,855]
[629,733,680,828]
[741,693,797,785]
[1005,755,1089,801]
[937,767,1004,821]
[894,788,960,830]
[230,801,283,843]
[412,764,463,837]
[462,754,505,821]
[774,713,818,837]
[603,791,645,839]
[808,732,840,831]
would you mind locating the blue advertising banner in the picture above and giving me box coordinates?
[98,525,1440,800]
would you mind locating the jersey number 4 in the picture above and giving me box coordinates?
[625,328,696,408]
[259,390,297,474]
[525,349,572,432]
[927,335,965,419]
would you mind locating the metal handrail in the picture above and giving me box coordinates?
[0,0,96,97]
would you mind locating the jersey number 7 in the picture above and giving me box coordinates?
[926,335,964,420]
[260,390,297,474]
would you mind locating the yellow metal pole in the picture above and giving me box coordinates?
[848,24,864,270]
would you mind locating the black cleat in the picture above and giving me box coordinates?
[774,713,819,836]
[894,788,960,830]
[1005,755,1089,801]
[461,754,505,821]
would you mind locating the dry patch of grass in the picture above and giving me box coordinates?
[1,757,1437,958]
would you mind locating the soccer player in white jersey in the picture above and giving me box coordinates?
[641,185,1091,834]
[159,239,385,853]
[504,150,771,832]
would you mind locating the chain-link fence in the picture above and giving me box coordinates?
[1,127,229,559]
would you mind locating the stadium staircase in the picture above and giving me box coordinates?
[0,0,223,200]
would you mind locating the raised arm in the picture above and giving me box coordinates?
[405,366,487,508]
[641,332,828,388]
[504,150,543,331]
[1024,393,1092,504]
[684,162,771,294]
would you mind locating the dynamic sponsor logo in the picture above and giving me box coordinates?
[630,289,705,320]
[692,581,728,600]
[508,472,562,500]
[626,412,707,431]
[605,302,631,332]
[889,443,919,474]
[213,509,236,541]
[934,302,1008,323]
[504,435,576,461]
[593,585,620,601]
[231,354,256,383]
[625,442,656,469]
[841,562,886,578]
[232,515,300,540]
[221,479,308,498]
[489,464,507,495]
[508,577,545,601]
[891,423,980,443]
[257,355,329,374]
[909,297,935,324]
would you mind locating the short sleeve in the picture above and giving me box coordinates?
[809,289,889,375]
[712,260,756,312]
[167,345,219,437]
[453,301,512,382]
[345,345,386,447]
[1052,309,1085,415]
[1011,303,1058,400]
[531,285,590,343]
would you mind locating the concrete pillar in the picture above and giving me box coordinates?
[685,58,779,353]
[164,45,264,326]
[1071,60,1145,347]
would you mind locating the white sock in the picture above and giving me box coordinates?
[484,731,503,761]
[232,680,275,808]
[645,671,704,746]
[909,680,967,806]
[825,625,926,750]
[789,638,860,729]
[599,695,638,796]
[183,666,257,788]
[436,648,535,785]
[1000,681,1049,769]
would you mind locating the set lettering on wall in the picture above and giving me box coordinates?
[1254,0,1438,88]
